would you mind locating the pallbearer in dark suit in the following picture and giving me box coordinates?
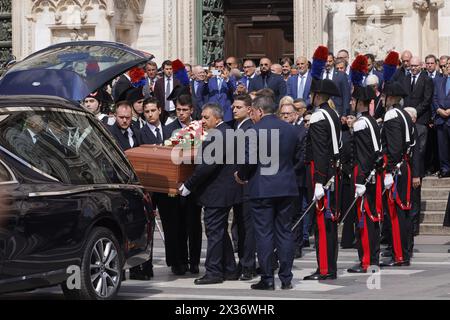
[236,95,299,291]
[107,102,142,151]
[180,103,240,285]
[303,46,342,281]
[163,94,203,275]
[347,85,384,273]
[140,97,190,276]
[380,81,415,267]
[230,94,257,281]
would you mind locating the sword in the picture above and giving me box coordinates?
[339,170,376,226]
[291,176,335,232]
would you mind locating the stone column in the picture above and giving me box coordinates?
[294,0,326,59]
[12,0,31,60]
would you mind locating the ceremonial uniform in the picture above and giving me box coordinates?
[352,111,383,270]
[381,99,415,266]
[306,101,342,279]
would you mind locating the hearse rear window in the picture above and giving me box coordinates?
[0,109,131,185]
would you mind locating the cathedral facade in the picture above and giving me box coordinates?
[3,0,450,69]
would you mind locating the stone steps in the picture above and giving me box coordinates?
[421,211,446,224]
[422,177,450,188]
[420,177,450,235]
[421,199,448,212]
[421,188,450,200]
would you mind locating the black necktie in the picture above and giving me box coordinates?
[155,127,163,145]
[411,75,417,92]
[326,70,330,80]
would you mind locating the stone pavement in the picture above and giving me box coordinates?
[2,234,450,300]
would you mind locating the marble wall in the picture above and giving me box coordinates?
[11,0,450,65]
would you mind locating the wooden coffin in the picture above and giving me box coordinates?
[125,145,196,195]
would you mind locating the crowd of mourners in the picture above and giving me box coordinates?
[79,47,450,289]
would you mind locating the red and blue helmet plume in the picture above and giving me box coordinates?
[129,66,146,88]
[311,46,329,80]
[350,55,368,87]
[172,59,190,86]
[383,51,399,83]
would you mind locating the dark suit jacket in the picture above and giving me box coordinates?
[238,114,299,200]
[113,75,132,102]
[203,77,236,122]
[248,72,287,105]
[432,76,450,126]
[403,71,434,125]
[154,77,181,109]
[392,66,409,83]
[190,80,206,120]
[287,72,313,105]
[294,123,308,188]
[185,122,240,207]
[140,123,168,145]
[107,124,142,151]
[323,70,351,116]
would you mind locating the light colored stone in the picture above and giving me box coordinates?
[10,0,450,64]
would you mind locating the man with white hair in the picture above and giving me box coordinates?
[366,74,382,117]
[392,50,413,83]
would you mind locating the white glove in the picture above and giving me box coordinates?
[314,183,325,201]
[179,184,191,197]
[384,174,394,190]
[355,184,366,198]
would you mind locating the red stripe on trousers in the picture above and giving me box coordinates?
[359,203,371,270]
[387,196,404,262]
[317,210,329,275]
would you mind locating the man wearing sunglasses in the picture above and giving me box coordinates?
[248,57,287,105]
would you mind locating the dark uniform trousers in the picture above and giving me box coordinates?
[250,197,298,285]
[153,193,183,267]
[306,165,339,276]
[233,201,256,271]
[356,183,381,269]
[181,194,203,267]
[341,179,356,248]
[386,161,413,262]
[203,207,237,278]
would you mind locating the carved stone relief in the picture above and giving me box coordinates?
[351,17,402,59]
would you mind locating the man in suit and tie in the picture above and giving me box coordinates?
[107,102,142,151]
[293,99,308,126]
[236,60,257,95]
[287,57,312,105]
[235,94,299,290]
[323,53,351,117]
[180,103,241,285]
[433,58,450,178]
[230,94,257,281]
[204,59,236,122]
[393,50,413,82]
[248,57,287,105]
[190,65,207,120]
[425,55,441,80]
[159,94,204,275]
[403,56,434,175]
[143,61,159,98]
[364,54,384,89]
[140,97,165,145]
[154,60,181,123]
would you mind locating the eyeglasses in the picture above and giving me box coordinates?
[280,112,294,116]
[226,62,233,66]
[260,63,269,67]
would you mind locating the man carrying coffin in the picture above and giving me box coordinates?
[179,104,240,285]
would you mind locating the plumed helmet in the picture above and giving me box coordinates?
[310,78,341,97]
[383,81,408,98]
[352,86,377,102]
